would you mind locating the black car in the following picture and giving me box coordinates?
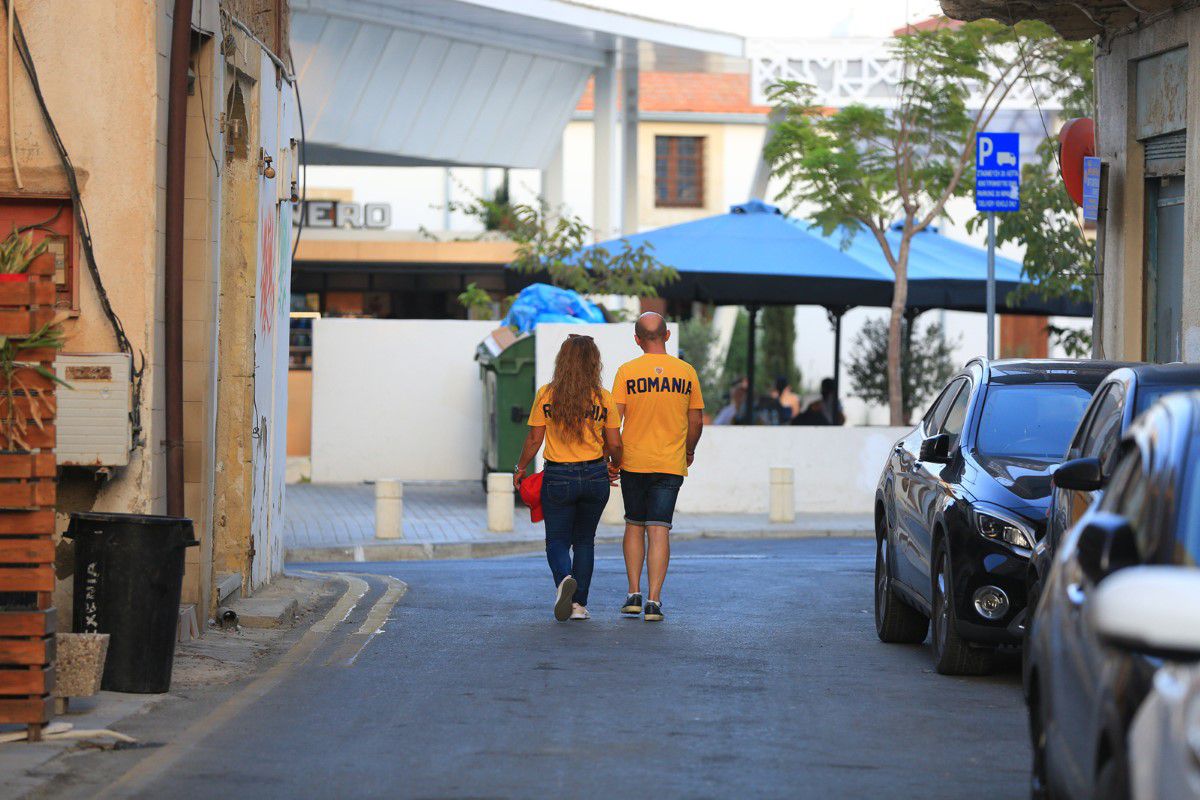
[1026,391,1200,800]
[1026,364,1200,635]
[873,358,1123,674]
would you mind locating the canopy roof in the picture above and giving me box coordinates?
[586,200,1090,317]
[291,0,744,169]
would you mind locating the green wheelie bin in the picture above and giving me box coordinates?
[476,333,536,483]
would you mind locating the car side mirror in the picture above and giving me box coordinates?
[1076,511,1139,583]
[1090,566,1200,659]
[1052,457,1103,491]
[919,433,951,463]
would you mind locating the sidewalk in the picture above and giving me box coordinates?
[284,482,873,562]
[0,575,335,800]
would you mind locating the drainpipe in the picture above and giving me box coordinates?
[165,0,193,517]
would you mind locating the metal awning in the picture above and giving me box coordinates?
[290,0,744,169]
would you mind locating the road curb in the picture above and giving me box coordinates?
[285,527,873,563]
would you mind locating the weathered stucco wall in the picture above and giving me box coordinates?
[1095,9,1200,361]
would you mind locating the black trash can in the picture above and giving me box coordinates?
[64,512,198,693]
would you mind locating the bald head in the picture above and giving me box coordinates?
[635,312,667,342]
[634,311,670,353]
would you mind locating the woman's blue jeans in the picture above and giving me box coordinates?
[541,461,610,607]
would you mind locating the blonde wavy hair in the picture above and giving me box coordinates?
[547,335,604,443]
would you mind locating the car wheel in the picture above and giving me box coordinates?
[931,543,995,676]
[874,527,928,643]
[1029,683,1053,800]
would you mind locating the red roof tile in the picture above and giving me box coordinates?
[576,72,768,115]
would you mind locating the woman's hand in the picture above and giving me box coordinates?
[513,466,526,489]
[607,461,620,487]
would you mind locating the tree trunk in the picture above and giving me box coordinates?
[887,241,911,426]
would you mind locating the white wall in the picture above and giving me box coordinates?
[310,318,498,482]
[678,426,909,514]
[533,321,679,394]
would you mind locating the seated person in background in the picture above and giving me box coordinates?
[712,378,748,425]
[790,393,827,426]
[819,377,846,426]
[775,377,801,424]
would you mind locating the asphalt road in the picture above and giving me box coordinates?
[35,538,1030,799]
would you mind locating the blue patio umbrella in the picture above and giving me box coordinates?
[587,199,895,308]
[581,200,895,415]
[801,220,1092,316]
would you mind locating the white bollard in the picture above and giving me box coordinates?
[487,472,514,533]
[769,467,795,523]
[601,483,625,526]
[375,479,403,539]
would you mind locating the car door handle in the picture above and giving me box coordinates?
[1066,582,1086,609]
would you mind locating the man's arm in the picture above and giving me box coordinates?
[685,409,704,467]
[513,426,545,488]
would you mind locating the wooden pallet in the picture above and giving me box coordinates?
[0,255,57,742]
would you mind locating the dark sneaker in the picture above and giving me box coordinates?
[554,576,577,622]
[621,593,643,615]
[644,601,664,622]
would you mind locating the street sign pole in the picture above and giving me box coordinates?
[986,212,995,360]
[975,131,1019,363]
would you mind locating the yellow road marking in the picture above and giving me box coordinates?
[324,575,408,667]
[97,572,379,799]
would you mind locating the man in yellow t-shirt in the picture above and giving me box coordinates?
[611,312,704,622]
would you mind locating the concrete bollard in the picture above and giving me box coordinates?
[601,483,625,526]
[375,479,404,539]
[487,472,514,532]
[769,467,795,523]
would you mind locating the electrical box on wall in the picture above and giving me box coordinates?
[0,195,76,311]
[55,353,131,467]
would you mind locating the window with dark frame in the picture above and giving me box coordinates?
[655,136,704,208]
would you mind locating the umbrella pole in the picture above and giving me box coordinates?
[746,304,759,424]
[826,306,848,414]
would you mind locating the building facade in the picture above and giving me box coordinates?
[0,1,296,624]
[941,0,1197,364]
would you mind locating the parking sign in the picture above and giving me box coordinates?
[975,132,1020,213]
[1081,156,1101,221]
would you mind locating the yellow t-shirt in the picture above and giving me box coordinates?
[527,385,620,463]
[612,354,704,476]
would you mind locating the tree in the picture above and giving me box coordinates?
[678,311,724,411]
[967,39,1095,357]
[447,195,678,298]
[847,317,959,423]
[762,306,801,392]
[766,20,1082,424]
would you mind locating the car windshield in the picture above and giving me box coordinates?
[975,383,1095,459]
[1181,456,1200,566]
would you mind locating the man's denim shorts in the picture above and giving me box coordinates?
[620,471,684,529]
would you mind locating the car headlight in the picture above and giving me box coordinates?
[971,506,1034,551]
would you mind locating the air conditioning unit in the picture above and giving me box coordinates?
[54,353,132,467]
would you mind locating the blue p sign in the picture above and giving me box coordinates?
[975,132,1020,212]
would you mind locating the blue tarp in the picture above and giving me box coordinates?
[502,283,605,334]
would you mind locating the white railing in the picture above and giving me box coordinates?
[748,37,1056,112]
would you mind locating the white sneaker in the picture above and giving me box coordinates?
[570,603,590,620]
[554,576,577,621]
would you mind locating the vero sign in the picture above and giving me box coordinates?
[975,132,1020,213]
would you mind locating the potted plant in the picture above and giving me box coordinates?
[0,229,48,283]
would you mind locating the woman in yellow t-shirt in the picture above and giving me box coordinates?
[514,334,622,621]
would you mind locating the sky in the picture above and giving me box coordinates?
[588,0,945,38]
